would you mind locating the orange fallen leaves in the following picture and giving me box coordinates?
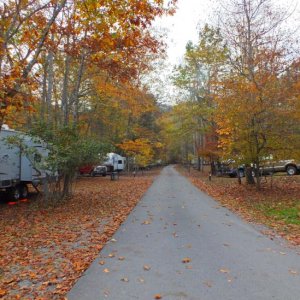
[182,257,191,263]
[0,170,159,299]
[154,294,162,299]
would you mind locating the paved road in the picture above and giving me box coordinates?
[68,166,300,300]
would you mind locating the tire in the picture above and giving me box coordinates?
[286,165,297,176]
[20,184,28,199]
[8,186,20,201]
[90,171,96,177]
[102,173,107,177]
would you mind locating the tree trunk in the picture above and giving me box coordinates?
[41,52,48,120]
[245,165,255,185]
[62,53,71,125]
[46,47,54,124]
[71,52,86,126]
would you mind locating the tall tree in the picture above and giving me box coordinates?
[215,0,300,187]
[171,25,227,169]
[0,0,67,129]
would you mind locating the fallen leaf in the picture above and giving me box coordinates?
[143,265,151,271]
[99,260,105,265]
[118,256,125,261]
[121,277,129,282]
[110,238,117,242]
[203,280,212,287]
[142,220,152,225]
[154,294,162,299]
[289,269,299,275]
[219,268,230,273]
[0,289,7,297]
[0,169,159,299]
[182,257,191,263]
[108,253,115,258]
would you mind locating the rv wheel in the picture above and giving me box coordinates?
[9,186,20,201]
[20,185,28,199]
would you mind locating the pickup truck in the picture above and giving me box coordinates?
[261,160,300,176]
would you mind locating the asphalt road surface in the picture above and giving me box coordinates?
[68,166,300,300]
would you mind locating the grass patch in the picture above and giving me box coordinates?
[262,205,300,225]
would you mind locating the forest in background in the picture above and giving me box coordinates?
[0,0,176,198]
[161,0,300,188]
[1,0,300,194]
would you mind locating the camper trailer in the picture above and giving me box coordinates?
[104,153,126,173]
[0,126,48,200]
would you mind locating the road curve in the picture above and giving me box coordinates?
[68,166,300,300]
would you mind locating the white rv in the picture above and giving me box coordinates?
[0,126,48,200]
[103,153,126,173]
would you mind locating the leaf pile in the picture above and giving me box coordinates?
[0,170,159,299]
[180,167,300,246]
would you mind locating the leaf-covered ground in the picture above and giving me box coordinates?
[0,170,159,299]
[180,167,300,247]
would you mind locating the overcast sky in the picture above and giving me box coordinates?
[156,0,299,66]
[155,0,215,64]
[151,0,299,104]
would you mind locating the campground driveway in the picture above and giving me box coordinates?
[68,166,300,300]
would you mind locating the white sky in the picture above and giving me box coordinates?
[151,0,299,104]
[156,0,299,65]
[155,0,217,65]
[151,0,217,104]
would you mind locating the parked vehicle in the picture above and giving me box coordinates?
[103,153,126,173]
[0,126,48,200]
[260,160,300,176]
[79,165,107,177]
[216,162,245,178]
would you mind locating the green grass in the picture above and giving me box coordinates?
[264,206,300,225]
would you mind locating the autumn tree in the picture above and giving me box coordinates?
[170,25,227,169]
[214,0,300,187]
[1,0,176,200]
[0,0,67,129]
[118,138,162,171]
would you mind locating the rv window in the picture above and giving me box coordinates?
[118,160,122,164]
